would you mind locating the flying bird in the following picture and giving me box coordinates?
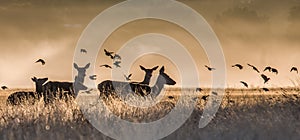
[1,86,8,90]
[35,59,45,65]
[196,88,203,92]
[80,49,87,53]
[261,74,270,84]
[240,81,248,88]
[168,96,174,99]
[100,64,112,69]
[124,74,132,81]
[89,75,97,80]
[290,67,298,74]
[247,64,260,73]
[262,88,269,92]
[232,64,243,70]
[263,66,272,72]
[201,95,209,101]
[113,61,121,68]
[104,49,114,59]
[113,54,121,60]
[271,68,278,75]
[205,65,216,71]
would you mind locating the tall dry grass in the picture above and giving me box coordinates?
[0,88,299,139]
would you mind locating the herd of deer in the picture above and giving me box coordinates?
[6,62,176,105]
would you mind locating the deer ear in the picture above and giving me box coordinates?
[31,77,37,82]
[160,66,165,73]
[152,66,159,70]
[140,65,146,71]
[74,63,79,69]
[84,63,90,69]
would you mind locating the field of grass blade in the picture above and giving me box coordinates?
[0,88,299,140]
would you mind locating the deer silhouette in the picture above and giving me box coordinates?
[98,65,158,97]
[42,81,74,103]
[98,66,176,97]
[30,76,74,104]
[7,77,48,105]
[73,63,90,97]
[137,65,159,85]
[124,66,176,97]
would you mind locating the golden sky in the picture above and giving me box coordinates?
[0,0,299,88]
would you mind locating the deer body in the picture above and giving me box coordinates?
[7,77,48,105]
[42,81,74,103]
[98,66,176,97]
[98,65,158,97]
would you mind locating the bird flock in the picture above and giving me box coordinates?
[1,47,299,105]
[204,63,299,91]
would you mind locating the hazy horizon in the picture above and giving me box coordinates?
[0,0,300,88]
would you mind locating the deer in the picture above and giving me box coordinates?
[98,65,158,97]
[42,81,74,103]
[41,63,90,103]
[126,66,176,97]
[73,63,90,96]
[7,77,48,105]
[98,66,176,98]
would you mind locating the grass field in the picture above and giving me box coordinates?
[0,88,299,140]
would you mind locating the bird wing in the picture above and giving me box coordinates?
[240,81,248,87]
[254,67,260,73]
[261,74,267,80]
[263,67,269,71]
[238,65,243,69]
[104,49,108,53]
[291,67,298,72]
[36,59,45,64]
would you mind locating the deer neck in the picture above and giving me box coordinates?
[141,74,151,85]
[151,76,165,95]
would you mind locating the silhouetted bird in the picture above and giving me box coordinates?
[100,64,112,69]
[261,74,270,84]
[89,75,97,80]
[232,64,243,70]
[35,59,45,65]
[205,65,216,71]
[124,74,132,81]
[1,86,8,90]
[263,66,272,72]
[104,49,114,59]
[291,67,298,74]
[271,68,278,75]
[113,61,121,68]
[113,54,121,60]
[201,95,209,101]
[262,88,269,92]
[196,88,203,92]
[240,81,248,88]
[247,64,260,73]
[80,49,87,53]
[168,96,174,99]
